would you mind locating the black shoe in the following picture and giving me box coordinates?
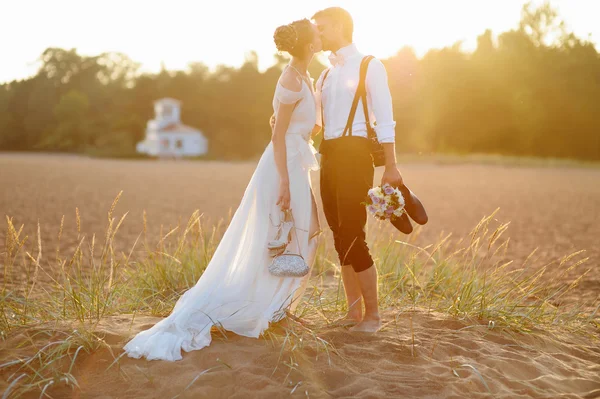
[390,212,413,234]
[398,184,428,225]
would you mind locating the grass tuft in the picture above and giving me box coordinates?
[0,196,596,397]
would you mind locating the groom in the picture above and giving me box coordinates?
[313,7,403,333]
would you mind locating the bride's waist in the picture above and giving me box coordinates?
[285,132,311,142]
[265,136,318,170]
[268,136,316,156]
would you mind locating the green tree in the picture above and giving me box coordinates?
[39,90,90,151]
[0,1,598,160]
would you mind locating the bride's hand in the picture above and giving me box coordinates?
[276,180,291,210]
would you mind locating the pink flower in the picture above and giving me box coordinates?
[368,205,377,214]
[384,186,395,195]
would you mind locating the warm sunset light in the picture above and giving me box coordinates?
[1,0,598,82]
[1,1,599,397]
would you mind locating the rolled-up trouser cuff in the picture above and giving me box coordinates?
[334,232,374,273]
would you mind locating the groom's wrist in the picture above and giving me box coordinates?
[384,163,398,173]
[382,143,397,168]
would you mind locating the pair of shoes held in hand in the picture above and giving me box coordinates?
[391,183,428,234]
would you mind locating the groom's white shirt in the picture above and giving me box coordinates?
[316,43,396,144]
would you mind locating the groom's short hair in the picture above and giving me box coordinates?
[312,7,353,42]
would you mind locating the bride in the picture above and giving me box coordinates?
[124,19,323,361]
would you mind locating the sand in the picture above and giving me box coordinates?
[1,153,599,398]
[2,310,599,398]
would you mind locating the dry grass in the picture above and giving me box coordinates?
[1,192,597,397]
[2,152,598,297]
[0,154,599,397]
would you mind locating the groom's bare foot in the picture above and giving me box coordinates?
[349,315,381,333]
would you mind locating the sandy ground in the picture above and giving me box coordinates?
[1,153,599,398]
[2,311,599,399]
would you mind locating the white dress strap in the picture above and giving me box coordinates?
[287,64,304,79]
[275,83,304,104]
[276,65,307,105]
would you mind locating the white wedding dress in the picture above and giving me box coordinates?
[124,67,321,361]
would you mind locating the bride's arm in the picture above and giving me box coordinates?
[272,103,294,185]
[272,70,302,209]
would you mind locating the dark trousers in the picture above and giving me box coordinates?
[320,137,375,273]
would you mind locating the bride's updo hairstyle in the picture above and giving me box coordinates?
[273,19,314,57]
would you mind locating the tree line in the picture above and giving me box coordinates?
[0,3,598,160]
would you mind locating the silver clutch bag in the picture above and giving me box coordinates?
[269,252,309,278]
[268,209,309,278]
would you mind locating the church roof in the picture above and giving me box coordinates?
[156,122,202,134]
[154,97,182,105]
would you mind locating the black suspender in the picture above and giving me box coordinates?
[342,55,374,137]
[320,56,375,139]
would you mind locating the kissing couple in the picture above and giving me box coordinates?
[124,6,427,362]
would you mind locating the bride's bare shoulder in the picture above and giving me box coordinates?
[278,68,302,93]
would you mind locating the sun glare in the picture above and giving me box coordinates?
[338,0,537,59]
[0,0,597,82]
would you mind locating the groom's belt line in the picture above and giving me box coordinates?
[319,136,371,155]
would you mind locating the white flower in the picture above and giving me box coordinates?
[366,185,407,221]
[394,189,406,206]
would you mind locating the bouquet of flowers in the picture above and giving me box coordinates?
[363,183,406,221]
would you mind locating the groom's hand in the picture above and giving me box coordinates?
[381,165,404,188]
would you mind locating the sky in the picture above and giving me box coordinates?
[1,0,599,83]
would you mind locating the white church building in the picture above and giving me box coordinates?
[136,98,208,158]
